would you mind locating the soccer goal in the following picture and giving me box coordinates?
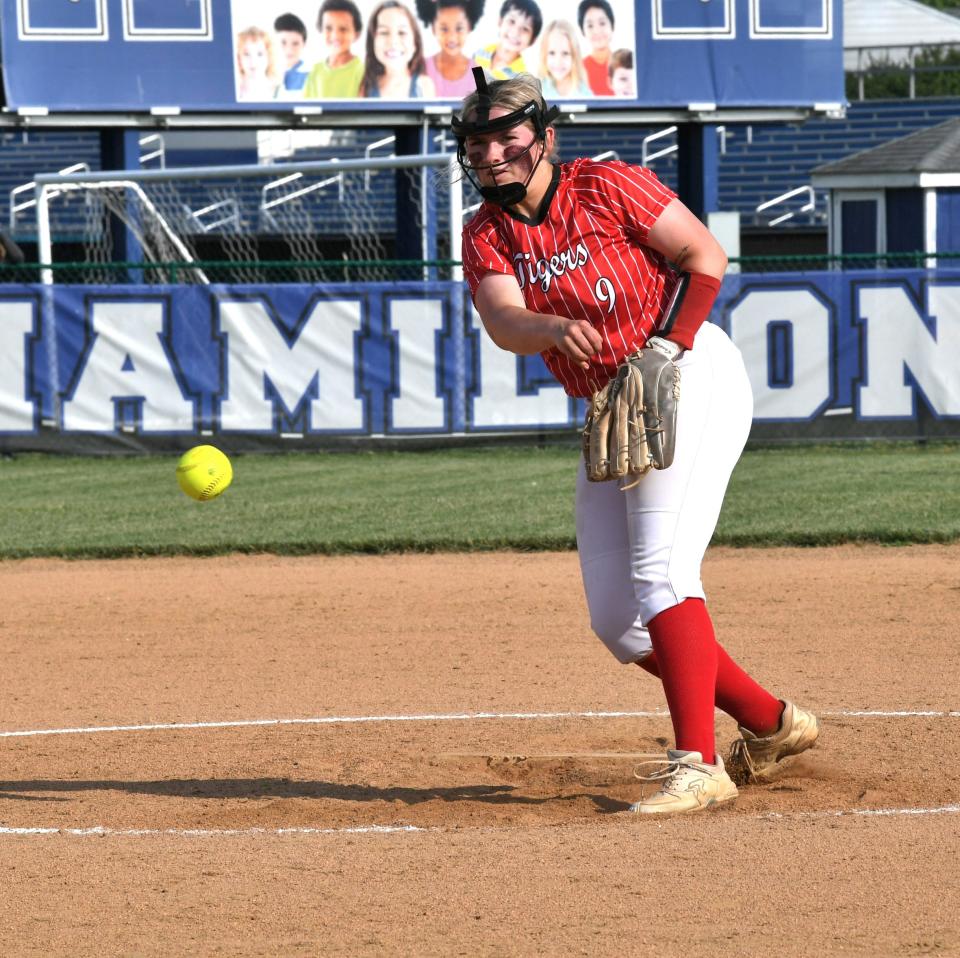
[29,152,464,285]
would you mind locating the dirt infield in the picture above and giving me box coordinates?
[1,546,958,956]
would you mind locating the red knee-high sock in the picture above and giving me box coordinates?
[639,639,783,737]
[646,598,718,764]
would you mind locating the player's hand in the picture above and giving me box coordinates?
[552,318,603,370]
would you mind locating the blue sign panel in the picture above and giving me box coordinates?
[126,0,208,34]
[752,0,831,34]
[653,0,734,36]
[19,0,106,36]
[0,0,843,112]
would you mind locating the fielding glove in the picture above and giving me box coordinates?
[582,337,681,486]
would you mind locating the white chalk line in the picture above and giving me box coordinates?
[0,824,425,837]
[766,804,960,821]
[0,708,958,740]
[0,710,665,739]
[2,803,960,838]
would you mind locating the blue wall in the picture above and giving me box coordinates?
[938,188,960,253]
[886,189,925,254]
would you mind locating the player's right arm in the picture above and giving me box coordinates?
[474,273,603,370]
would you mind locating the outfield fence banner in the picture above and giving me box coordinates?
[0,268,958,454]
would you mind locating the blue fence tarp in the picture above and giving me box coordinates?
[1,269,958,452]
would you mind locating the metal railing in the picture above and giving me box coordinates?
[642,126,677,166]
[756,185,816,227]
[846,49,960,100]
[138,133,165,168]
[10,162,90,231]
[187,198,241,233]
[259,166,344,231]
[364,135,396,189]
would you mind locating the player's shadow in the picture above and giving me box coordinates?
[0,779,629,813]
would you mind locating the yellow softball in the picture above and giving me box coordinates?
[176,445,233,501]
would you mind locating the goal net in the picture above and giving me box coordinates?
[27,152,464,285]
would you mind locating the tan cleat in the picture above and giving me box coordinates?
[629,750,738,815]
[726,701,820,785]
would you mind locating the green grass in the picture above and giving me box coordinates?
[0,442,957,559]
[716,443,960,546]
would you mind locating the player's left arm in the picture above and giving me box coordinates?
[644,198,727,351]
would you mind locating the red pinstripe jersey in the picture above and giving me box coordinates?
[462,158,679,397]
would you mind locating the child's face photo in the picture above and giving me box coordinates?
[545,29,573,83]
[582,7,612,51]
[434,6,471,56]
[322,10,359,55]
[611,66,634,97]
[276,30,305,68]
[239,40,270,77]
[374,7,415,69]
[497,8,535,58]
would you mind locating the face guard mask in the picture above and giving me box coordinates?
[451,67,560,209]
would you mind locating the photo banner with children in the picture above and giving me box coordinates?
[231,0,638,102]
[1,0,842,112]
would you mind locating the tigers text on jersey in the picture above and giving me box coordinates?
[462,158,679,397]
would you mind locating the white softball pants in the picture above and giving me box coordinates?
[575,322,754,664]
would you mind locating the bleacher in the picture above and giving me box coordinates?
[5,97,960,248]
[563,97,960,227]
[266,96,960,229]
[716,97,960,226]
[1,129,101,234]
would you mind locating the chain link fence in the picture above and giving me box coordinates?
[1,250,958,284]
[0,257,457,284]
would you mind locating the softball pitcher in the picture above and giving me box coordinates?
[455,70,819,814]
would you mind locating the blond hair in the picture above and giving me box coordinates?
[458,73,549,127]
[538,20,587,95]
[455,73,559,164]
[236,26,278,80]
